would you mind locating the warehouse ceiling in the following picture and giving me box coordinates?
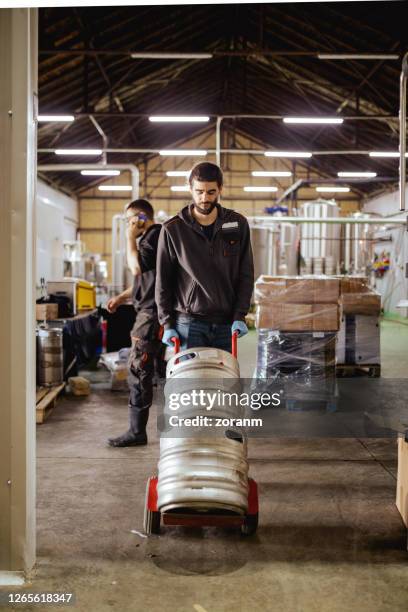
[37,1,407,198]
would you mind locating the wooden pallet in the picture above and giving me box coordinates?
[336,364,381,378]
[36,383,65,424]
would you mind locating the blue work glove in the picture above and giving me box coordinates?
[231,320,248,338]
[162,328,179,347]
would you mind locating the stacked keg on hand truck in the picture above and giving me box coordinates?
[144,332,259,536]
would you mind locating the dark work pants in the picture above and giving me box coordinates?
[128,310,163,434]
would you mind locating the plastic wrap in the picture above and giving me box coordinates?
[254,275,340,332]
[100,350,129,391]
[337,314,380,365]
[254,275,340,305]
[255,330,336,385]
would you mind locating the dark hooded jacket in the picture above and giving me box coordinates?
[155,204,254,329]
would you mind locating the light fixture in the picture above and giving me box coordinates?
[149,116,209,123]
[318,53,399,60]
[166,171,190,177]
[98,185,132,191]
[316,187,350,193]
[252,171,292,177]
[131,52,213,59]
[369,152,408,158]
[265,151,312,158]
[159,149,207,156]
[283,117,343,125]
[243,186,278,193]
[38,114,75,122]
[337,172,377,178]
[81,170,120,176]
[55,149,102,155]
[170,185,190,192]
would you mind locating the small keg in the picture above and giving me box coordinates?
[157,346,249,515]
[37,327,64,386]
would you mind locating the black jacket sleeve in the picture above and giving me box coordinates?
[155,225,177,328]
[233,218,254,321]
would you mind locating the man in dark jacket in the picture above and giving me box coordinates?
[155,162,254,352]
[107,199,162,447]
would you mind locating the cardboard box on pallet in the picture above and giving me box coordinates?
[255,275,340,305]
[339,276,370,295]
[256,302,340,332]
[340,292,381,316]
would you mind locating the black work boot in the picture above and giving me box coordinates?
[107,406,149,447]
[107,430,147,447]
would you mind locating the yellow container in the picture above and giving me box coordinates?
[76,280,96,310]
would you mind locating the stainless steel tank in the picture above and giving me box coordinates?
[157,347,249,515]
[36,327,64,386]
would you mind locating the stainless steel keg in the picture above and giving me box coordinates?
[36,327,64,386]
[157,346,249,515]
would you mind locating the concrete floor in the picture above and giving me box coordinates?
[12,321,408,611]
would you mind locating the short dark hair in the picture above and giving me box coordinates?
[125,198,154,220]
[189,162,223,188]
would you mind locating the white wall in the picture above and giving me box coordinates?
[36,180,78,287]
[363,187,408,315]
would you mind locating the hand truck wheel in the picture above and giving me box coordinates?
[143,476,161,535]
[144,507,161,535]
[241,512,258,536]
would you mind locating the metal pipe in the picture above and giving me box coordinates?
[216,116,222,167]
[37,163,139,200]
[247,216,406,225]
[345,223,351,272]
[399,52,408,211]
[89,116,108,164]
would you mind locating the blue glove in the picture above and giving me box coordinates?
[231,320,248,338]
[162,328,179,347]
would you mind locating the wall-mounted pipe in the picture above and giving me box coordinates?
[37,163,139,200]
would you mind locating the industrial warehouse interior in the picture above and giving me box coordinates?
[2,1,408,611]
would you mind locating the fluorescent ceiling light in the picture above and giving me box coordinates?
[283,117,343,125]
[243,186,278,193]
[316,187,350,193]
[149,116,209,123]
[369,152,408,158]
[131,52,213,59]
[159,149,207,156]
[337,172,377,178]
[252,171,292,177]
[38,114,75,122]
[166,171,190,177]
[170,185,190,192]
[55,149,102,155]
[265,151,312,158]
[318,53,399,60]
[98,185,132,191]
[81,170,120,176]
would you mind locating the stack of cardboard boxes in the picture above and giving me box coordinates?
[337,277,381,367]
[254,276,339,390]
[255,275,341,332]
[254,275,382,373]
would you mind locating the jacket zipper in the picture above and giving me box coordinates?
[186,281,197,311]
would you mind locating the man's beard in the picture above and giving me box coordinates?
[194,201,217,215]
